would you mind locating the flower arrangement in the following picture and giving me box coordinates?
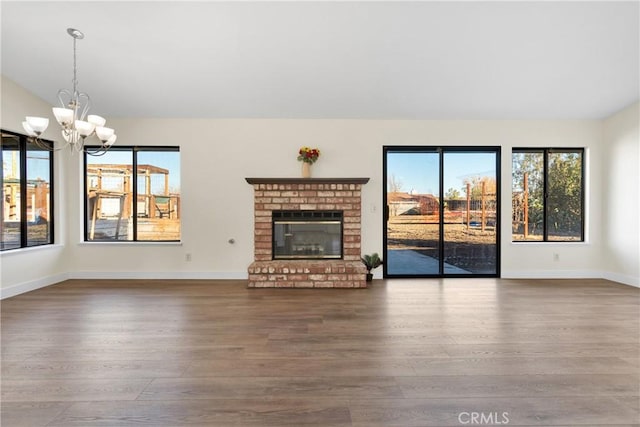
[297,146,321,164]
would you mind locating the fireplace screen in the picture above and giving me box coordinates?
[273,211,343,259]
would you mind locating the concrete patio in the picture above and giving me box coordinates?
[386,249,470,275]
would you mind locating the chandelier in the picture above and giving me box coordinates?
[22,28,116,156]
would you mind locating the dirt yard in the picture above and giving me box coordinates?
[387,214,497,273]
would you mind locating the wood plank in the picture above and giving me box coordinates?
[0,402,71,427]
[139,376,403,400]
[184,358,417,377]
[349,397,640,426]
[1,360,189,380]
[396,374,640,398]
[48,399,353,427]
[408,356,637,376]
[1,378,151,402]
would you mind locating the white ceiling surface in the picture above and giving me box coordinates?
[2,1,638,120]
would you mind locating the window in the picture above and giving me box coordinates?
[84,146,180,242]
[512,148,584,242]
[1,130,54,251]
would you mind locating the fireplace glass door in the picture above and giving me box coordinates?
[273,211,342,259]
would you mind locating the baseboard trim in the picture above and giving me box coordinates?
[2,271,249,299]
[602,271,640,288]
[502,269,640,288]
[0,272,69,300]
[501,270,602,279]
[69,271,249,280]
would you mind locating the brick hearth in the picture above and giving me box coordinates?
[245,178,369,288]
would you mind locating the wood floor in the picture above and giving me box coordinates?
[1,278,638,426]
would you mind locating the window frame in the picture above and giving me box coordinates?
[512,147,585,242]
[1,129,55,251]
[83,145,180,242]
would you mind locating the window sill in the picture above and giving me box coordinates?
[511,241,588,245]
[78,241,183,246]
[0,243,64,257]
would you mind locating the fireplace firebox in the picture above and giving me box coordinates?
[273,211,343,259]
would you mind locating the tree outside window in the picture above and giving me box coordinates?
[512,148,584,242]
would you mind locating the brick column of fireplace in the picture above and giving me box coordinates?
[245,178,369,288]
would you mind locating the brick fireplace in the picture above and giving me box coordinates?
[245,178,369,288]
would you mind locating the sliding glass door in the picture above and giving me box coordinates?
[384,146,500,277]
[385,151,441,275]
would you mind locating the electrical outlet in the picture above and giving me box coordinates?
[185,253,192,262]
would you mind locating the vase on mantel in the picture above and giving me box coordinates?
[301,162,312,178]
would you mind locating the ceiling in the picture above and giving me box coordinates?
[2,1,638,120]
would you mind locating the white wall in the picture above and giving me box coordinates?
[602,102,640,287]
[3,76,623,295]
[0,76,69,297]
[65,117,604,280]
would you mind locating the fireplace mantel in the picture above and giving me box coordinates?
[246,177,369,185]
[246,177,369,288]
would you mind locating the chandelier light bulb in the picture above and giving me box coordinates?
[88,115,106,127]
[53,108,74,126]
[95,126,114,142]
[105,135,117,146]
[75,120,95,137]
[25,117,49,134]
[22,121,38,137]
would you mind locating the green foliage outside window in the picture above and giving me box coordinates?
[512,149,583,242]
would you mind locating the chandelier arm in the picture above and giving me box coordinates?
[84,146,111,157]
[74,136,87,154]
[77,92,91,121]
[57,89,72,110]
[55,139,73,152]
[28,137,63,152]
[62,128,80,147]
[69,138,84,153]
